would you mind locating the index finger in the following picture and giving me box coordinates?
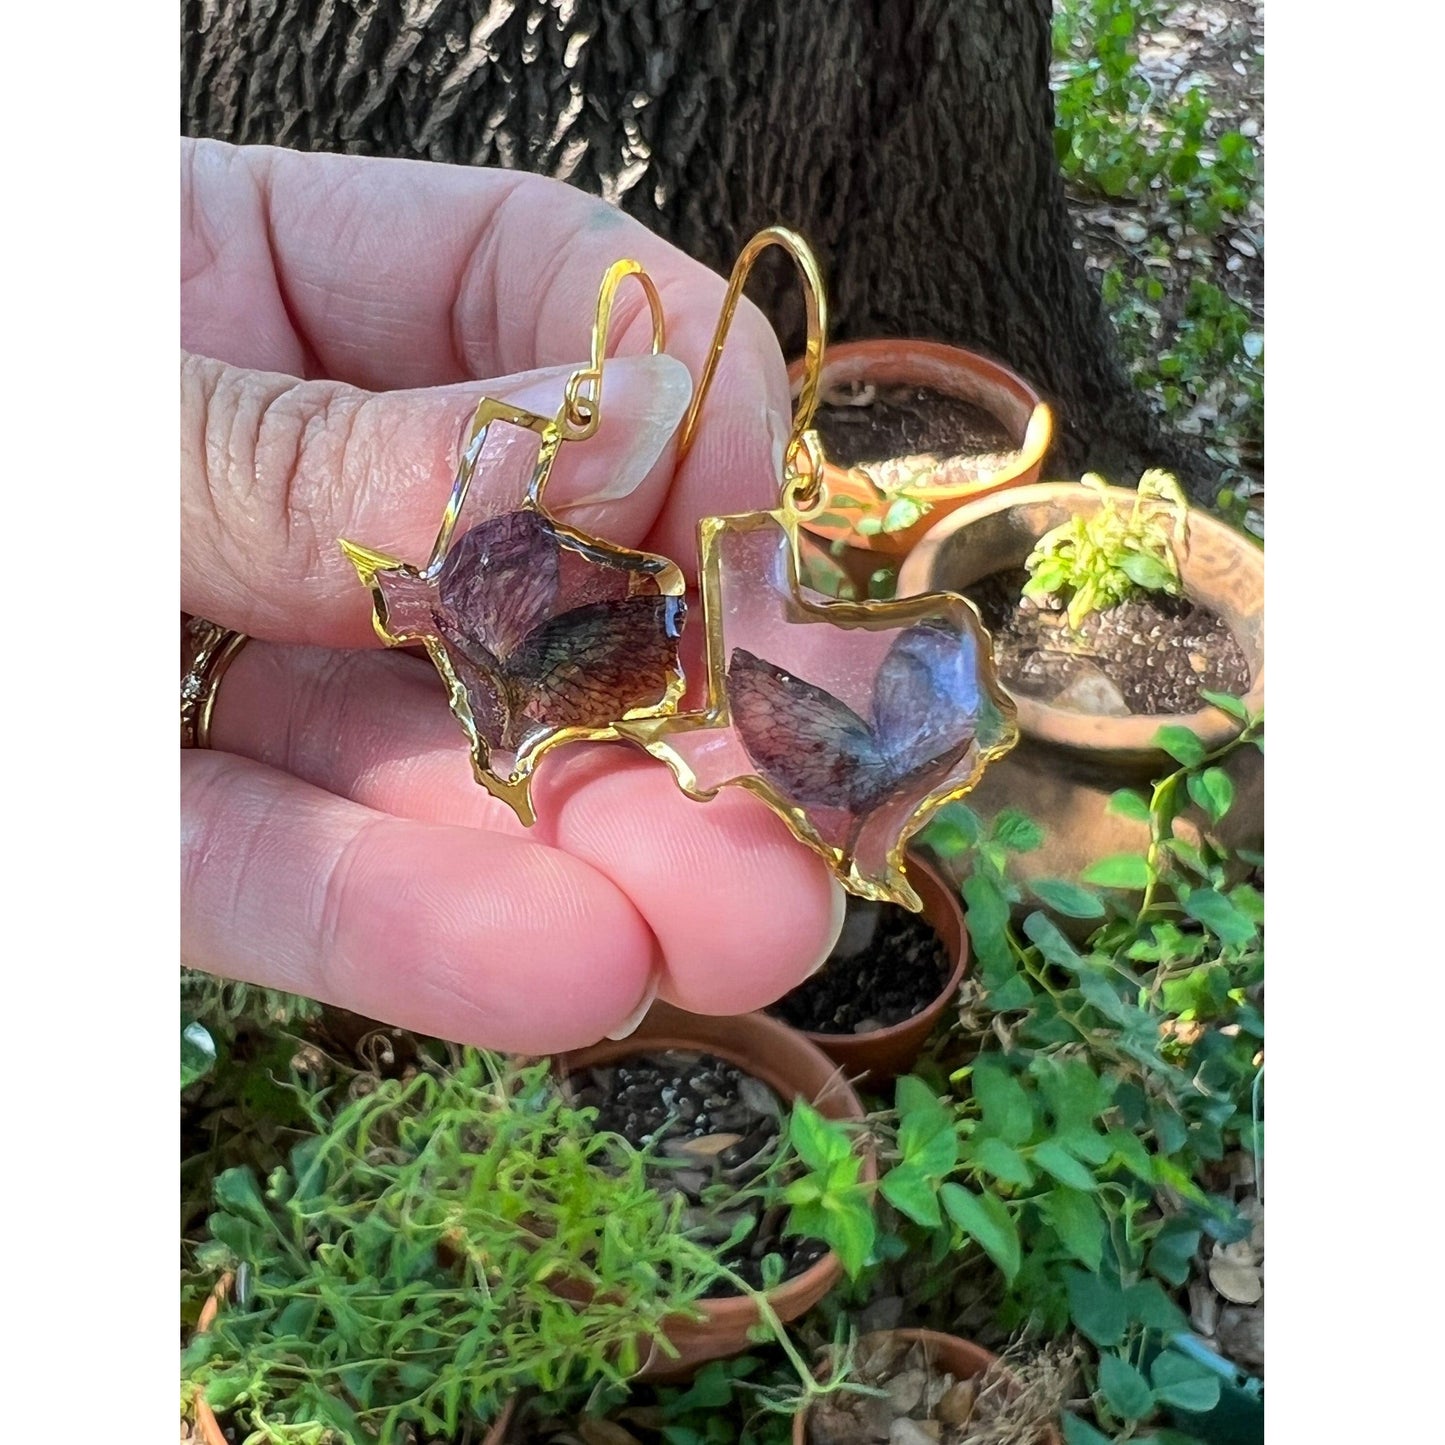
[182,140,793,556]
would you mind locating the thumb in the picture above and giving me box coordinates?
[181,350,693,648]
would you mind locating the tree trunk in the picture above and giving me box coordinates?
[181,0,1191,485]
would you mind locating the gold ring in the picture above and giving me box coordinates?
[181,615,249,749]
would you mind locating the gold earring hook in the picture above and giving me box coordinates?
[562,259,667,441]
[675,227,828,490]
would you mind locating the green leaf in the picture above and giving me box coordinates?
[1123,1279,1190,1335]
[213,1168,272,1230]
[1154,725,1207,767]
[1022,911,1084,971]
[1151,1350,1224,1412]
[882,496,925,532]
[182,1020,217,1089]
[1043,1187,1105,1271]
[987,972,1036,1011]
[881,1163,942,1228]
[992,809,1045,853]
[1033,1140,1099,1191]
[968,1137,1035,1187]
[1197,688,1249,721]
[970,1059,1036,1145]
[1029,878,1106,919]
[940,1184,1021,1282]
[1187,767,1235,824]
[1107,788,1152,823]
[1061,1414,1114,1445]
[1064,1266,1128,1345]
[1148,1218,1203,1286]
[1104,1128,1155,1181]
[1081,853,1152,890]
[788,1100,853,1172]
[962,872,1012,977]
[1119,552,1176,592]
[1182,886,1257,946]
[822,1194,877,1278]
[1099,1352,1156,1420]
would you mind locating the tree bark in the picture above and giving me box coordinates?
[181,0,1190,485]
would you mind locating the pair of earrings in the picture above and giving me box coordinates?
[341,232,1017,910]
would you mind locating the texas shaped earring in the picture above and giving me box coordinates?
[339,260,688,826]
[618,229,1019,910]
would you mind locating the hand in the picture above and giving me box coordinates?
[181,139,844,1053]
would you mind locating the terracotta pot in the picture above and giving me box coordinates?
[189,1275,516,1445]
[897,482,1264,892]
[792,1329,1062,1445]
[783,853,969,1083]
[791,339,1053,556]
[561,1002,876,1381]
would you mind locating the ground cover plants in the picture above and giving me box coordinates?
[183,691,1263,1444]
[1052,0,1264,516]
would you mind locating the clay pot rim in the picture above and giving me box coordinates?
[897,480,1265,756]
[792,1327,1063,1445]
[559,1006,876,1327]
[787,338,1055,555]
[791,853,969,1062]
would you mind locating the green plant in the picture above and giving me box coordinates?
[1052,0,1258,238]
[898,702,1264,1440]
[1023,469,1187,628]
[184,1046,876,1443]
[183,1054,747,1443]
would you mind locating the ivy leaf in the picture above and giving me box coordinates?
[1154,725,1207,767]
[940,1184,1021,1283]
[1099,1352,1156,1421]
[1197,688,1249,721]
[788,1101,853,1172]
[967,1137,1035,1188]
[1186,767,1235,824]
[1022,911,1085,971]
[1064,1266,1128,1346]
[963,872,1013,977]
[1107,788,1152,822]
[970,1059,1036,1145]
[992,809,1045,853]
[1033,1141,1099,1191]
[1029,878,1107,919]
[1150,1350,1224,1412]
[881,1163,943,1228]
[1182,887,1257,947]
[1081,853,1152,890]
[1044,1188,1105,1271]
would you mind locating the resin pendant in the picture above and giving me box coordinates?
[342,394,686,825]
[621,501,1017,910]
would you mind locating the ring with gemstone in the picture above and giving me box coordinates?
[181,615,250,749]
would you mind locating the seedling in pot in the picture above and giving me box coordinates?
[1021,469,1186,632]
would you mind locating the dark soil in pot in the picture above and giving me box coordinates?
[965,568,1251,717]
[568,1051,827,1294]
[815,383,1018,472]
[767,898,951,1037]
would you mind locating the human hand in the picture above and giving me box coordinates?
[181,139,844,1053]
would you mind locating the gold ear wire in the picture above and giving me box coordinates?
[562,259,667,441]
[675,226,828,493]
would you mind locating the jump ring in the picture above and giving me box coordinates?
[181,615,250,749]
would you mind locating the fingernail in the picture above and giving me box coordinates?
[605,973,660,1040]
[563,354,693,507]
[806,877,849,978]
